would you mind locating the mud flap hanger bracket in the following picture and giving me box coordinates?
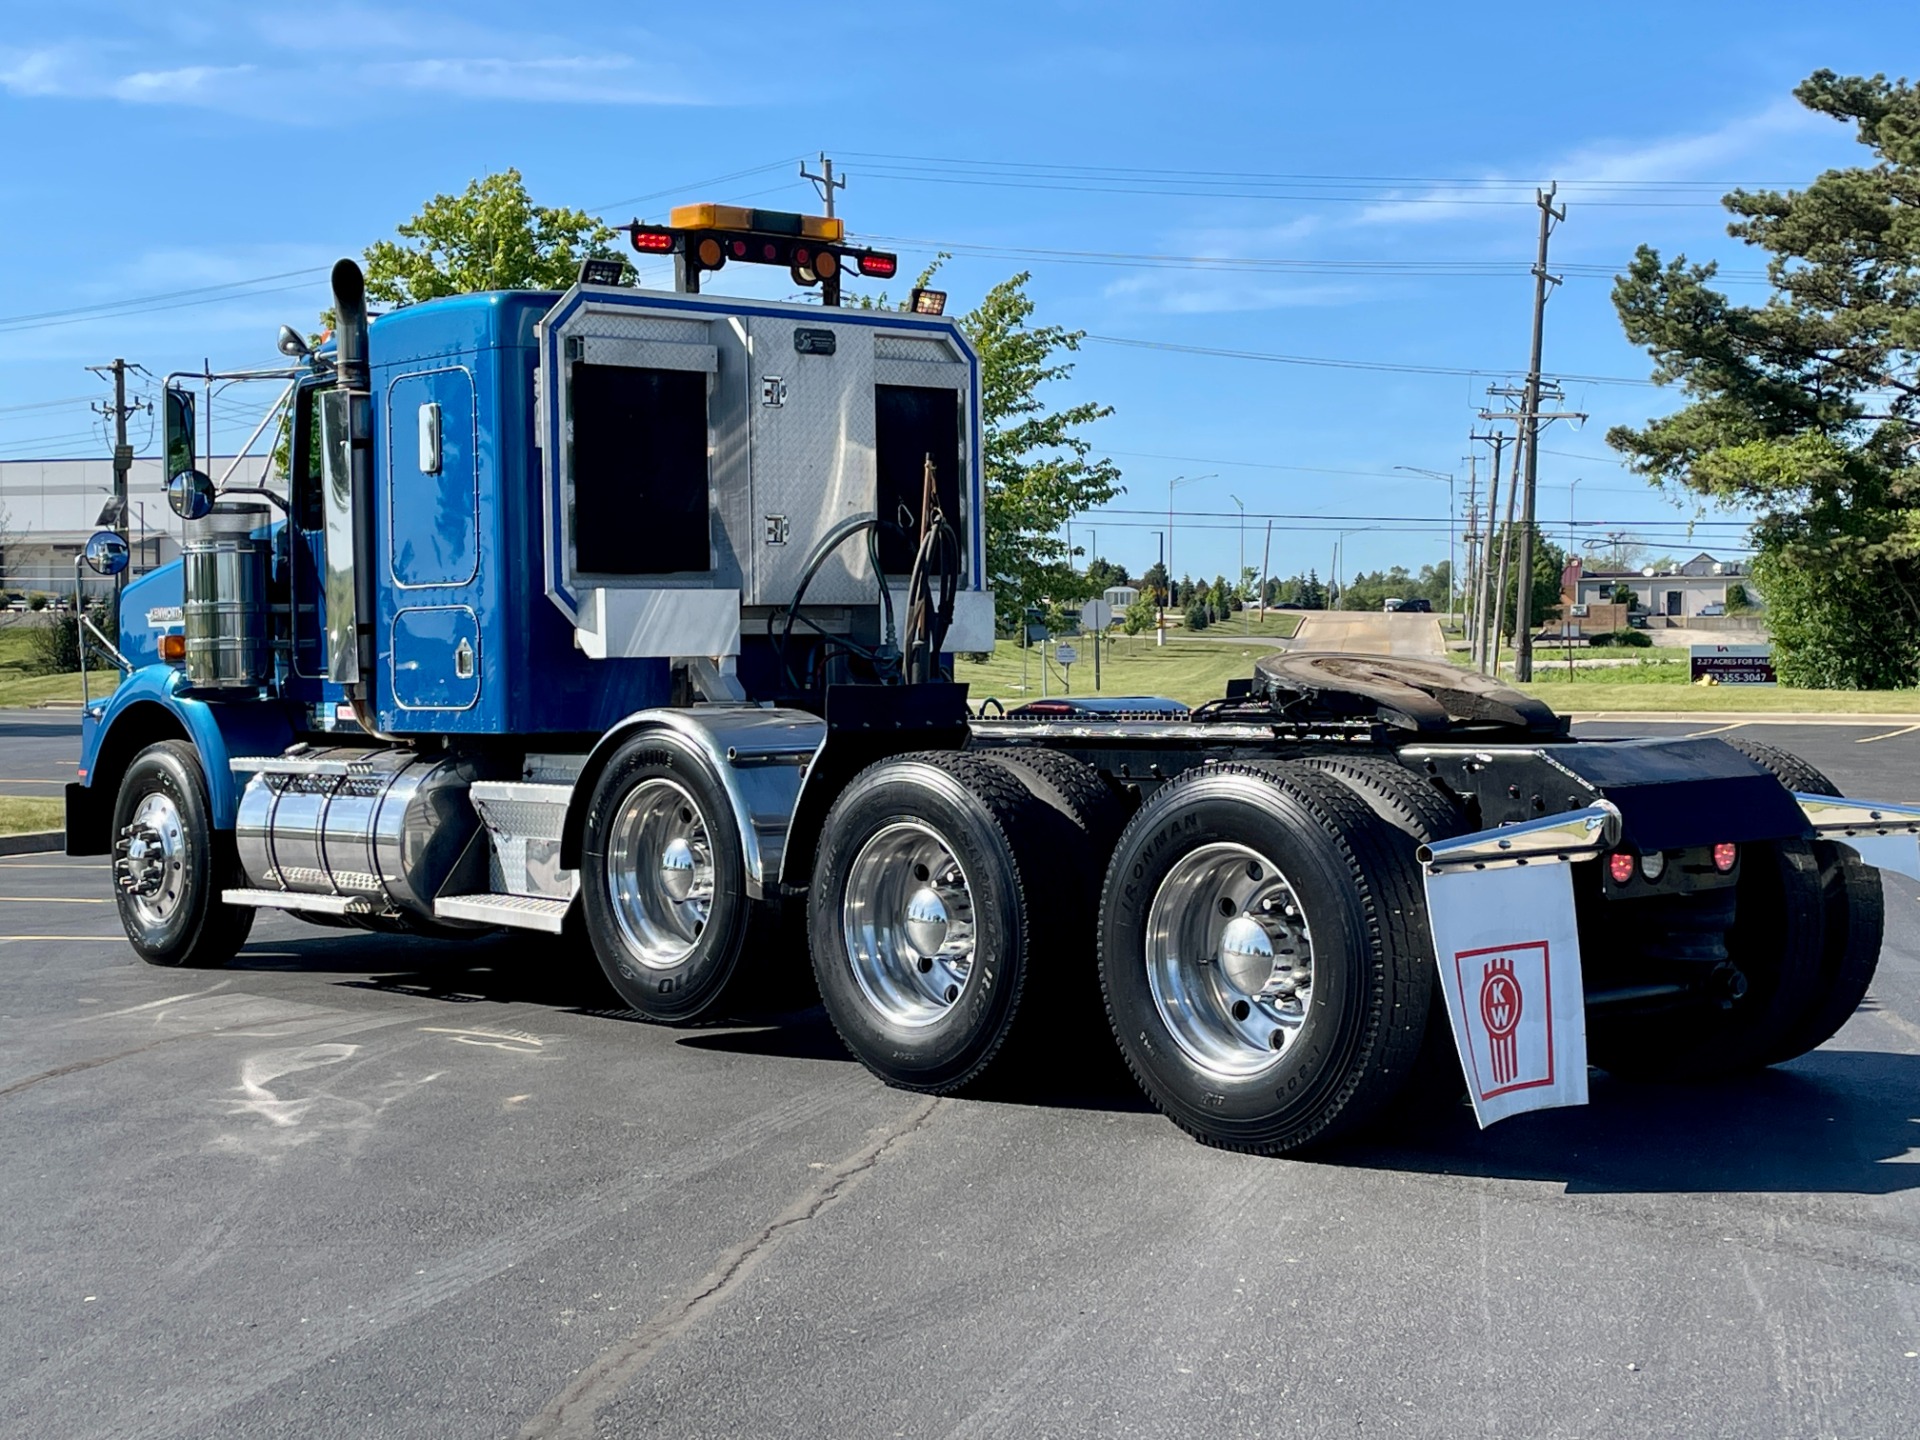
[1797,793,1920,882]
[1417,801,1622,875]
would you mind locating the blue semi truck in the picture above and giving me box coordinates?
[64,204,1920,1154]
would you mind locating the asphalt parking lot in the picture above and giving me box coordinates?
[2,712,1917,1438]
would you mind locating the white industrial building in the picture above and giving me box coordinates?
[1570,553,1754,620]
[1,455,270,600]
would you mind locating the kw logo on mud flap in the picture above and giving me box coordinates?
[1452,940,1555,1100]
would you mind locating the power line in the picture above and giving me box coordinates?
[1084,333,1657,387]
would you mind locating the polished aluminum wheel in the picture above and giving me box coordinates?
[116,791,188,929]
[842,820,978,1028]
[1144,842,1314,1078]
[605,777,714,968]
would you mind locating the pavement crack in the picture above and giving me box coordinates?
[520,1094,943,1440]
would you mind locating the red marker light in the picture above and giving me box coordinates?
[1608,852,1635,884]
[1712,842,1738,873]
[856,250,898,279]
[630,228,674,253]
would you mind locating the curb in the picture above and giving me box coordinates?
[0,830,64,856]
[1565,712,1920,726]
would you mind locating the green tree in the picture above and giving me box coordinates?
[1084,556,1130,590]
[362,169,617,306]
[1123,590,1158,637]
[1487,527,1566,638]
[1608,70,1920,688]
[1184,601,1209,632]
[967,273,1123,631]
[1140,560,1170,604]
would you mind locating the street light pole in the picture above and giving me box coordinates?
[1395,465,1457,626]
[1167,472,1213,628]
[1229,494,1246,633]
[1154,529,1166,646]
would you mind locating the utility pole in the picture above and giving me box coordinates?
[1460,453,1478,648]
[1513,185,1566,682]
[1155,530,1165,646]
[1469,428,1508,671]
[1258,518,1274,623]
[87,357,149,611]
[800,153,845,219]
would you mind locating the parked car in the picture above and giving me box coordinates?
[1697,603,1726,617]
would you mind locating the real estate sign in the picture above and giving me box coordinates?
[1690,643,1777,686]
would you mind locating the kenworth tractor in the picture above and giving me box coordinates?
[64,204,1920,1154]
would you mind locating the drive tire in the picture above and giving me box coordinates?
[1296,753,1469,1113]
[1726,738,1884,1063]
[809,751,1055,1093]
[578,731,779,1023]
[111,740,253,968]
[1098,761,1432,1154]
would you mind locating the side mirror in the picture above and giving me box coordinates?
[164,387,196,481]
[277,324,312,358]
[167,469,216,521]
[83,530,130,577]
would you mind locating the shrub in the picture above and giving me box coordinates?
[1614,628,1652,648]
[27,593,48,612]
[1725,582,1752,613]
[1184,602,1209,632]
[1588,632,1615,648]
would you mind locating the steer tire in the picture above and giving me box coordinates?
[577,731,780,1023]
[1725,738,1885,1063]
[111,740,253,968]
[809,751,1059,1094]
[1296,753,1470,1115]
[1097,761,1432,1155]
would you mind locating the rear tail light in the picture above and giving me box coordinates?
[1608,852,1635,884]
[854,250,898,279]
[1712,842,1738,873]
[629,227,674,253]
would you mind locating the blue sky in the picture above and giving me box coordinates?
[0,1,1903,587]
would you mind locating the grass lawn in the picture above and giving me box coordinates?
[0,797,63,836]
[959,630,1295,709]
[0,621,114,708]
[1492,648,1920,713]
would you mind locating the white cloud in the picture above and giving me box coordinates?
[1353,100,1828,230]
[1102,272,1365,314]
[372,55,698,106]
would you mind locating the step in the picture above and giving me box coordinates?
[223,888,381,916]
[434,893,573,933]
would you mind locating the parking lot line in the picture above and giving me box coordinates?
[0,935,127,943]
[0,896,111,904]
[1856,723,1920,744]
[1687,722,1750,737]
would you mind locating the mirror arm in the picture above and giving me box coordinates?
[81,614,133,675]
[217,381,297,488]
[215,486,290,515]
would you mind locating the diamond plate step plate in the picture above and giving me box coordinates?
[222,888,381,916]
[434,893,573,933]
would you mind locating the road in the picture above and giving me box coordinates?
[2,715,1917,1438]
[0,709,74,799]
[1292,609,1446,657]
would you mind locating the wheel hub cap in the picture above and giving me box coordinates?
[842,821,977,1028]
[1144,842,1315,1078]
[903,886,950,957]
[114,792,187,927]
[606,778,715,969]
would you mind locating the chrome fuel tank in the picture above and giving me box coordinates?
[234,747,480,918]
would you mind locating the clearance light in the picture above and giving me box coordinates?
[158,633,186,663]
[630,227,675,253]
[696,236,725,269]
[855,250,898,279]
[910,288,947,316]
[1712,842,1738,873]
[814,250,838,279]
[1639,851,1667,882]
[1608,852,1635,885]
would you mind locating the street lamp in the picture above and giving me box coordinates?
[1394,465,1457,625]
[1569,477,1583,552]
[1167,473,1214,619]
[1154,529,1166,646]
[1229,494,1246,632]
[1330,527,1374,610]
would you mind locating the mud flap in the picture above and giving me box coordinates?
[1423,864,1589,1127]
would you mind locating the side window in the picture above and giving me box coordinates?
[290,384,331,531]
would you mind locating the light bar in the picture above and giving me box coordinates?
[668,203,844,243]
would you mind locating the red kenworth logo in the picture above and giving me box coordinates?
[1479,955,1523,1088]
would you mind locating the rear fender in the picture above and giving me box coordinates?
[67,666,298,852]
